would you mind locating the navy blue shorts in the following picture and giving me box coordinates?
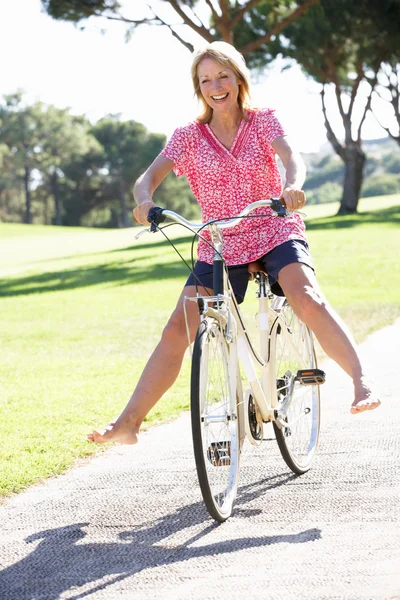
[185,240,314,303]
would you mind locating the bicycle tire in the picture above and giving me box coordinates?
[191,317,240,522]
[271,301,320,474]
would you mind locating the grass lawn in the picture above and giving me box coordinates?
[1,194,399,497]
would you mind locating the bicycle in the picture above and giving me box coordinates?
[138,199,325,522]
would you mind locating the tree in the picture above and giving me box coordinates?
[0,142,23,222]
[0,93,47,223]
[39,107,101,225]
[41,0,320,54]
[253,0,400,213]
[54,146,110,226]
[91,117,165,226]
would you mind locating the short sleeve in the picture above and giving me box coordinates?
[257,108,286,146]
[161,126,190,178]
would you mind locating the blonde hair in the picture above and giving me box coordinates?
[191,41,252,124]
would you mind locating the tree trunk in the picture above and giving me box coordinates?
[338,143,366,215]
[119,183,130,228]
[23,167,32,224]
[52,170,62,226]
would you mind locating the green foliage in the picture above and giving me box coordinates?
[41,0,121,22]
[361,173,400,197]
[0,93,48,223]
[91,117,165,227]
[384,153,400,174]
[154,172,199,220]
[0,93,196,227]
[304,159,344,190]
[306,181,342,205]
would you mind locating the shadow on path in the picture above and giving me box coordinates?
[0,474,321,599]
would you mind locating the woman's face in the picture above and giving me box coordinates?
[197,57,241,115]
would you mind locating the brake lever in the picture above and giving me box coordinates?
[134,228,151,241]
[270,198,306,218]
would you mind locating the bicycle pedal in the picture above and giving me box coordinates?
[295,368,326,386]
[207,442,231,466]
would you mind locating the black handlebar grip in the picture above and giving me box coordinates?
[270,198,289,217]
[147,206,166,231]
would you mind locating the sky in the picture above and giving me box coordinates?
[0,0,391,154]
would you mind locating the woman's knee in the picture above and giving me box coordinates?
[161,308,188,347]
[289,284,327,321]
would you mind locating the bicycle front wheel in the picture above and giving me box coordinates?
[271,301,320,474]
[191,317,240,522]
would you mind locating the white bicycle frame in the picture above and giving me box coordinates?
[185,273,285,423]
[137,200,308,443]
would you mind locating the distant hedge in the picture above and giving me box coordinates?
[361,174,400,198]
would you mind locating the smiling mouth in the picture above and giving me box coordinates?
[211,93,228,101]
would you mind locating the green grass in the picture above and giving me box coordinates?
[1,194,399,498]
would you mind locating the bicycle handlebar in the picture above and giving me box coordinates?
[134,198,305,240]
[150,198,299,231]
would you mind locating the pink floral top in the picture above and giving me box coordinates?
[161,108,307,265]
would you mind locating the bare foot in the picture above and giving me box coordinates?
[350,379,381,415]
[87,417,140,445]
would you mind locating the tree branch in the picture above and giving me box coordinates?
[357,72,378,142]
[204,0,221,24]
[215,0,233,43]
[321,86,345,160]
[371,63,400,145]
[348,61,364,119]
[371,111,400,145]
[300,59,325,80]
[240,0,320,55]
[96,13,158,26]
[148,5,195,51]
[166,0,214,42]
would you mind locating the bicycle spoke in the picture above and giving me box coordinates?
[191,318,239,521]
[272,302,320,473]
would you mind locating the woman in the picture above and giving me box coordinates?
[88,42,380,445]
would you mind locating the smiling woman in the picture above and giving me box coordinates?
[191,41,252,127]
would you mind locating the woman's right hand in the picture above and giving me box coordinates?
[133,201,156,226]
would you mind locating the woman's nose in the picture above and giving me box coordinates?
[211,79,222,91]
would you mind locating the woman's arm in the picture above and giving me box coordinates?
[271,136,307,211]
[133,154,175,225]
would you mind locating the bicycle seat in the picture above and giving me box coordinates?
[248,261,268,280]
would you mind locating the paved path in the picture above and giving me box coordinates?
[1,320,400,600]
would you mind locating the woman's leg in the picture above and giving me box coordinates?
[277,263,381,414]
[88,285,212,444]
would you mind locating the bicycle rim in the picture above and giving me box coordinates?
[191,318,239,522]
[271,302,320,474]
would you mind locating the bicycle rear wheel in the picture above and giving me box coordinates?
[191,317,240,522]
[271,301,320,474]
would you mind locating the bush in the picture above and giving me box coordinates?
[304,160,344,191]
[361,173,400,198]
[384,154,400,174]
[306,182,342,205]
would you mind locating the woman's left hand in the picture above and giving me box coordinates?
[281,187,306,211]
